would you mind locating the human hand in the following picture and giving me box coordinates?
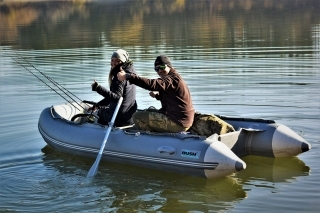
[91,79,99,91]
[149,91,159,98]
[87,106,97,112]
[117,68,126,81]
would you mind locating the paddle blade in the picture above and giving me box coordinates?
[86,154,102,177]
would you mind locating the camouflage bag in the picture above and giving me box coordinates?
[189,112,235,137]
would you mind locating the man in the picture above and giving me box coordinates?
[117,55,194,133]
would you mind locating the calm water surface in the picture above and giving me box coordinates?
[0,0,319,212]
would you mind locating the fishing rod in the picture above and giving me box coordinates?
[10,56,84,111]
[6,50,89,111]
[13,50,88,106]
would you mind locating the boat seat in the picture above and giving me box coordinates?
[216,130,242,149]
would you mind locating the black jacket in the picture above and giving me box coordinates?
[96,63,137,126]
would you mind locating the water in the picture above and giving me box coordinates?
[0,0,319,212]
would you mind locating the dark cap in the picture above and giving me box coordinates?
[154,55,172,67]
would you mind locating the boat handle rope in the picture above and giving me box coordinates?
[123,130,206,140]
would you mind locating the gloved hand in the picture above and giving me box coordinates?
[91,79,100,91]
[87,105,98,112]
[87,102,100,111]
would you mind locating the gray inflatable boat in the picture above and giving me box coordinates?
[38,102,311,178]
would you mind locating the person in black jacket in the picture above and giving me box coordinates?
[89,49,137,127]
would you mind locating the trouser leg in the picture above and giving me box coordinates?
[97,108,110,125]
[133,111,189,133]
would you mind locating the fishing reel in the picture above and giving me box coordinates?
[71,100,100,123]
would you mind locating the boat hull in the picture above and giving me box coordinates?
[38,102,311,178]
[38,106,245,178]
[217,116,311,157]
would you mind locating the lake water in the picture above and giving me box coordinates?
[0,0,319,212]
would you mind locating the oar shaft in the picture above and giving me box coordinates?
[87,97,123,177]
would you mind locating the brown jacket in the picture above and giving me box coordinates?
[129,68,194,127]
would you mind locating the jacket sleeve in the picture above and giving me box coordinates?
[129,75,174,92]
[96,80,125,104]
[155,93,160,100]
[97,98,110,107]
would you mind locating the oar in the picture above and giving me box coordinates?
[86,97,123,178]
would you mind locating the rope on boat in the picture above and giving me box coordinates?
[123,129,206,140]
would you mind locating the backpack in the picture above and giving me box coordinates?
[189,112,235,137]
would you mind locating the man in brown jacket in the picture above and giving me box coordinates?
[117,55,194,133]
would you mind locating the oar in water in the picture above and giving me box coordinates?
[86,97,123,178]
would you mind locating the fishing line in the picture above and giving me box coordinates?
[5,49,89,111]
[15,51,85,104]
[13,50,88,108]
[9,55,84,111]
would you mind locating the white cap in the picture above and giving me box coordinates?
[111,49,129,63]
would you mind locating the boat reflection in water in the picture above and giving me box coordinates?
[41,146,310,212]
[41,146,246,212]
[235,155,310,183]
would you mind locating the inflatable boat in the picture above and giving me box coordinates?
[38,102,311,178]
